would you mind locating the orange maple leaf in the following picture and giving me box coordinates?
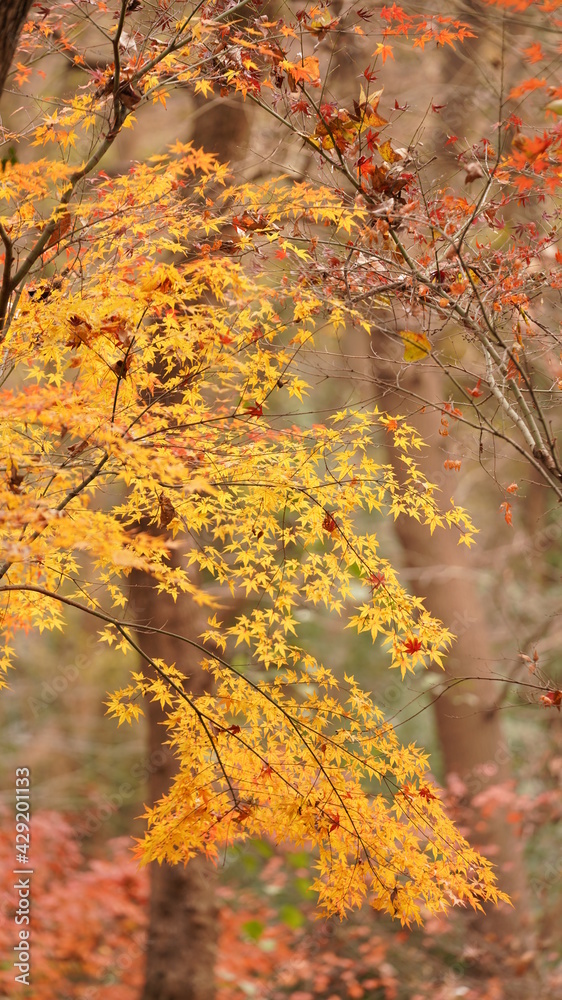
[523,42,544,64]
[499,501,513,526]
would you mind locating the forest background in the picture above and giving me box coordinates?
[0,1,561,999]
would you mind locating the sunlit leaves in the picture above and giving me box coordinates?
[134,657,507,923]
[0,127,485,917]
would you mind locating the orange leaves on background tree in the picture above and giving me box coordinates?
[539,690,562,711]
[523,41,545,65]
[0,811,148,1000]
[4,811,473,1000]
[500,502,513,526]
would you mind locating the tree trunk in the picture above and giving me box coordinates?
[366,11,536,980]
[132,97,251,1000]
[0,0,34,99]
[131,553,218,1000]
[374,358,534,988]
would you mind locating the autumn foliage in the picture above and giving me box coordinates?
[0,811,147,999]
[0,812,419,999]
[2,0,561,929]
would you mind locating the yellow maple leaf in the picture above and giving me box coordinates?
[194,79,214,98]
[399,330,431,362]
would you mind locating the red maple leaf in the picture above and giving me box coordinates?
[466,378,483,397]
[540,690,562,711]
[404,636,422,655]
[328,812,340,832]
[322,511,338,533]
[418,785,437,802]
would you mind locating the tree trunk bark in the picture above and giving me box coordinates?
[131,553,218,1000]
[374,358,534,988]
[366,10,535,977]
[0,0,34,99]
[132,96,251,1000]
